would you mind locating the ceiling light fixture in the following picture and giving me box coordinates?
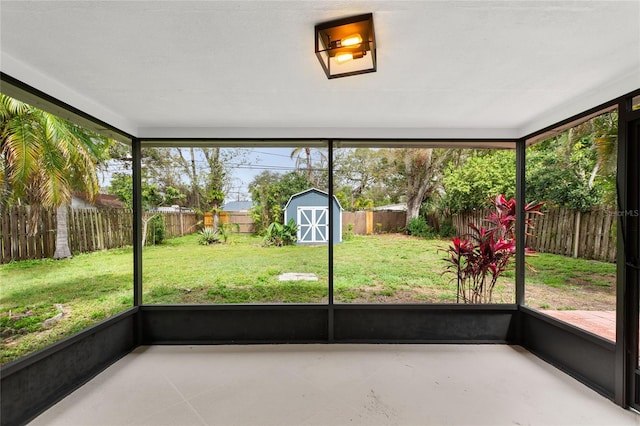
[315,13,376,79]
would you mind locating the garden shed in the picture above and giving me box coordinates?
[284,188,343,244]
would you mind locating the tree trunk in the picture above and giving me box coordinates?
[53,204,72,259]
[305,148,312,182]
[213,210,220,232]
[588,160,600,189]
[402,148,453,228]
[190,148,200,209]
[176,148,201,209]
[141,214,155,247]
[406,197,422,227]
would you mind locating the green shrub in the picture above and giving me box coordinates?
[263,219,297,247]
[438,219,456,238]
[407,216,435,238]
[198,228,221,245]
[343,223,354,241]
[147,215,165,245]
[218,223,240,243]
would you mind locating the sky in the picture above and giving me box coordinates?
[225,148,299,201]
[99,147,310,203]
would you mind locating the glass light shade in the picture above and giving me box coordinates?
[315,13,376,79]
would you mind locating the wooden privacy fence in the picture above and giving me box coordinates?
[68,208,133,255]
[1,206,56,263]
[207,211,405,235]
[213,212,255,234]
[525,207,616,262]
[149,211,200,239]
[451,209,487,239]
[452,207,617,262]
[342,211,406,235]
[1,207,199,263]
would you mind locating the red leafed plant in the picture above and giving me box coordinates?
[443,195,544,303]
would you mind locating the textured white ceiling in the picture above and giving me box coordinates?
[1,0,639,140]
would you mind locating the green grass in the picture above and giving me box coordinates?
[141,234,329,303]
[0,248,134,364]
[525,253,616,290]
[0,233,616,364]
[333,235,457,302]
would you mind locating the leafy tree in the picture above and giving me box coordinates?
[353,197,374,210]
[248,171,281,233]
[108,173,134,208]
[164,186,187,206]
[175,147,202,208]
[334,190,350,212]
[333,148,457,222]
[1,93,111,259]
[139,147,186,196]
[202,147,226,229]
[139,147,243,212]
[527,135,602,210]
[573,111,618,187]
[249,170,312,233]
[526,139,599,211]
[442,150,516,212]
[108,173,187,246]
[333,148,398,210]
[108,173,185,210]
[526,111,617,210]
[398,148,454,226]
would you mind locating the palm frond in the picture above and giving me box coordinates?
[2,95,114,207]
[0,94,30,122]
[3,115,40,198]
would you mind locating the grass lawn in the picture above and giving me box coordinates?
[1,233,616,364]
[524,253,617,311]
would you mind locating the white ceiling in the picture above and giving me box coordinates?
[1,1,639,140]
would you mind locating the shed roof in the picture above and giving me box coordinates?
[374,203,407,212]
[72,192,125,209]
[221,201,253,212]
[284,188,344,212]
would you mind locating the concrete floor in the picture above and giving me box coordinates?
[29,345,639,426]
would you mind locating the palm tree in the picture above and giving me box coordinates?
[1,94,110,259]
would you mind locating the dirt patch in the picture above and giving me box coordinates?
[524,281,615,311]
[157,273,616,309]
[375,234,418,240]
[336,284,453,304]
[336,279,616,310]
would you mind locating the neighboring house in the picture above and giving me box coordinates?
[284,188,343,245]
[213,200,255,233]
[155,205,193,213]
[374,203,407,212]
[71,192,126,209]
[221,200,253,212]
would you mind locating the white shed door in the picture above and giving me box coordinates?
[297,207,328,243]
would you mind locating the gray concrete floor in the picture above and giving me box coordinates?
[29,345,640,426]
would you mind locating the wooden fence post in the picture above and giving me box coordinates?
[572,210,580,258]
[365,211,373,235]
